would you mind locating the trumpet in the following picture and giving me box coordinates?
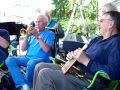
[20,28,27,36]
[20,26,35,36]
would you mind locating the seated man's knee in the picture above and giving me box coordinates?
[39,68,57,80]
[5,57,15,65]
[35,62,48,71]
[39,68,51,76]
[27,60,37,69]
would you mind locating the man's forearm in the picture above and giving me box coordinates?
[21,38,28,51]
[37,36,51,53]
[0,36,9,48]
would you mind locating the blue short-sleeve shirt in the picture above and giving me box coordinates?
[26,28,55,61]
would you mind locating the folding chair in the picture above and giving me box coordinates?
[50,55,120,90]
[83,70,120,90]
[0,45,17,73]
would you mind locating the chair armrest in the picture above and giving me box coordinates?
[49,56,66,64]
[87,70,110,88]
[49,56,56,64]
[8,45,18,56]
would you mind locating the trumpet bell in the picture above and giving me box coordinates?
[20,28,27,36]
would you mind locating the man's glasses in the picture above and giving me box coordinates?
[99,19,113,23]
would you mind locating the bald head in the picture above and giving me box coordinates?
[102,3,118,14]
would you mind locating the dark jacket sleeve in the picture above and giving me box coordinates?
[0,29,10,43]
[87,44,120,80]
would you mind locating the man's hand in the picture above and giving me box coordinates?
[73,44,87,59]
[31,30,39,37]
[54,23,59,29]
[66,51,74,61]
[54,23,62,34]
[73,44,90,66]
[66,44,90,66]
[27,27,39,38]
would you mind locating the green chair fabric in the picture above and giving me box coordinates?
[87,70,120,90]
[0,45,17,69]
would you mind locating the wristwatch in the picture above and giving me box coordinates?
[36,36,42,39]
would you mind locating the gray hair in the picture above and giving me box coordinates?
[37,14,49,25]
[102,3,118,14]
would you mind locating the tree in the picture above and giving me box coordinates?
[35,0,98,38]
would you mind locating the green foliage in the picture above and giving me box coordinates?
[80,0,98,38]
[51,0,70,20]
[48,0,98,38]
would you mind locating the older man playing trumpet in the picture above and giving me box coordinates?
[5,14,55,90]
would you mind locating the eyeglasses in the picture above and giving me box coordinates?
[99,19,113,23]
